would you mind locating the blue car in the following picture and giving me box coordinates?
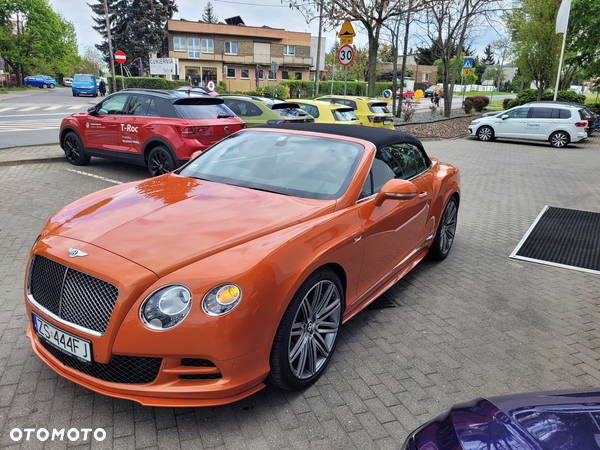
[71,74,97,97]
[403,388,600,449]
[24,75,56,89]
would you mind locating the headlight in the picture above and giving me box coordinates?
[140,285,192,330]
[202,284,242,316]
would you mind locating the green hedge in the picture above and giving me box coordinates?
[107,76,189,94]
[505,88,587,109]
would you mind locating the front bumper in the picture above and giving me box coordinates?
[27,322,269,407]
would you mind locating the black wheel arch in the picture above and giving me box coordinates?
[142,138,177,166]
[60,126,81,149]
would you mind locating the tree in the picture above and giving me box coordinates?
[347,44,369,81]
[202,2,218,23]
[0,0,80,84]
[482,44,495,65]
[565,0,600,79]
[77,46,106,75]
[377,43,394,62]
[89,0,178,76]
[424,0,502,116]
[315,0,415,96]
[505,0,562,99]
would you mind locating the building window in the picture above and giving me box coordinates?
[241,69,250,79]
[173,37,186,52]
[295,72,302,81]
[188,39,200,58]
[225,42,237,55]
[282,71,289,80]
[202,39,214,53]
[227,67,236,78]
[284,45,295,56]
[268,70,276,80]
[422,73,430,82]
[258,69,264,80]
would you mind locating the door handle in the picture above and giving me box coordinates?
[419,192,428,198]
[145,126,154,131]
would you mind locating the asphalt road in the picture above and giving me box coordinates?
[0,87,98,148]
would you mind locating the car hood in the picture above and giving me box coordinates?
[44,174,335,277]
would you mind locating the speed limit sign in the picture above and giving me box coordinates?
[338,45,354,66]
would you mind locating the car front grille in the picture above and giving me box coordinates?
[28,255,119,335]
[39,338,162,385]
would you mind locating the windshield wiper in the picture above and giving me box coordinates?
[217,114,233,118]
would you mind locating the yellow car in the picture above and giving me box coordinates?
[293,100,362,125]
[316,95,394,129]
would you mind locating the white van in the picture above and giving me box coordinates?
[468,103,588,148]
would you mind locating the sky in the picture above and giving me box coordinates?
[49,0,500,60]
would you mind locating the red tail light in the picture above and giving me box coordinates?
[368,116,383,123]
[176,125,210,136]
[574,122,587,127]
[240,123,248,129]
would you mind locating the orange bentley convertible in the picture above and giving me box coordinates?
[24,124,460,407]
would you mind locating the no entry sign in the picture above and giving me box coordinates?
[115,51,126,64]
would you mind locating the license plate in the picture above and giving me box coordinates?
[32,313,92,362]
[384,120,392,125]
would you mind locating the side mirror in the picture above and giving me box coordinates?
[87,106,98,116]
[501,114,509,120]
[374,179,419,207]
[190,150,203,160]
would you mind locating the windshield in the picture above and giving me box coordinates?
[74,75,94,82]
[333,109,359,121]
[274,108,311,118]
[368,103,391,114]
[178,131,363,200]
[174,102,235,119]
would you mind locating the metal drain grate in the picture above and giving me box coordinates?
[510,206,600,274]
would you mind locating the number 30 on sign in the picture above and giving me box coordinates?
[338,45,354,66]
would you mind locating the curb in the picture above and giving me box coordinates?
[0,156,65,167]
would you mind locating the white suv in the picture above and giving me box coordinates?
[468,103,588,148]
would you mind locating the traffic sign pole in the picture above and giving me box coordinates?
[344,66,347,96]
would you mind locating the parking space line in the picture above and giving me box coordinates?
[18,106,41,112]
[68,105,86,110]
[44,106,62,111]
[0,107,14,112]
[66,169,123,185]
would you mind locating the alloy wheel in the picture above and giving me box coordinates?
[288,280,341,380]
[551,132,568,148]
[64,135,81,163]
[478,127,492,141]
[439,200,457,255]
[150,151,171,176]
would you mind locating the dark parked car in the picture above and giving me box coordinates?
[423,85,436,98]
[403,388,600,450]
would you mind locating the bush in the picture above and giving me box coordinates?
[216,81,227,93]
[463,98,474,114]
[401,101,418,122]
[108,76,188,94]
[506,100,518,109]
[507,88,586,107]
[0,88,7,95]
[503,98,512,109]
[588,103,600,114]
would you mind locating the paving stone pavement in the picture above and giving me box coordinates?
[1,136,600,449]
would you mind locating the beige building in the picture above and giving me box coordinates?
[160,18,313,92]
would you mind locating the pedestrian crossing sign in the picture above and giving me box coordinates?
[462,58,473,70]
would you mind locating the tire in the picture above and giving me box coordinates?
[268,268,343,391]
[147,146,176,177]
[49,84,55,89]
[72,92,76,97]
[94,93,98,97]
[428,197,458,261]
[42,83,48,89]
[477,125,494,141]
[550,131,569,148]
[63,132,91,166]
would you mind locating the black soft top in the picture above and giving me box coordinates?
[258,122,424,151]
[258,123,432,167]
